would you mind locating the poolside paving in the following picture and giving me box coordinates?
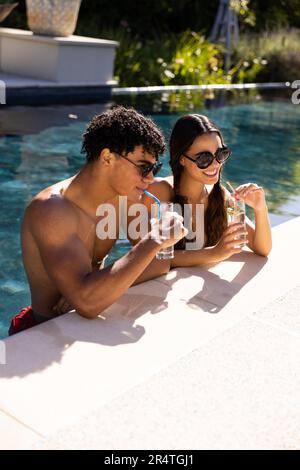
[36,286,300,450]
[0,217,299,449]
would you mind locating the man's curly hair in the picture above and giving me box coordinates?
[81,106,165,163]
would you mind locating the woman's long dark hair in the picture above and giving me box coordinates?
[169,114,227,249]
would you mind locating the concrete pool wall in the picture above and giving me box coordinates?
[0,216,299,449]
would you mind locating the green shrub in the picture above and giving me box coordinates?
[94,29,231,87]
[158,31,227,86]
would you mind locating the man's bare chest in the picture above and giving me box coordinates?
[78,215,119,267]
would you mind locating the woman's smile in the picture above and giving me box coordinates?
[202,168,219,178]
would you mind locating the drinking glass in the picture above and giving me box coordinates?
[155,202,175,260]
[226,197,246,246]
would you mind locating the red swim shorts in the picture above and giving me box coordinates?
[8,306,38,336]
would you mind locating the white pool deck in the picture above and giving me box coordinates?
[0,217,299,450]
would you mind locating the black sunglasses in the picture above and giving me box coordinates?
[183,146,231,169]
[118,153,163,178]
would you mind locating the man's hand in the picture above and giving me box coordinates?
[149,210,188,249]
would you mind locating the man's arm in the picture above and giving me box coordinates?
[126,180,176,284]
[126,196,171,285]
[28,198,170,318]
[132,258,170,285]
[127,212,171,285]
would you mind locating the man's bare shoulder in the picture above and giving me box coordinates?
[24,186,78,240]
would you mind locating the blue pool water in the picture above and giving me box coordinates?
[0,99,300,338]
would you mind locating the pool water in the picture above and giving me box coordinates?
[1,99,300,338]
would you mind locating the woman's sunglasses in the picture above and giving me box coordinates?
[183,146,231,169]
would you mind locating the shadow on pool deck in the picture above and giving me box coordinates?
[0,217,299,448]
[1,250,267,379]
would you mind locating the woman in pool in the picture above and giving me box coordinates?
[143,114,272,265]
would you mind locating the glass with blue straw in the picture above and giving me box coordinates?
[144,190,174,259]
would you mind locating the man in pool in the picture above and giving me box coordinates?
[9,106,187,335]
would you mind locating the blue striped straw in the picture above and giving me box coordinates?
[144,190,161,219]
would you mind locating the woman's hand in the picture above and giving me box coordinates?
[212,222,249,261]
[234,183,266,211]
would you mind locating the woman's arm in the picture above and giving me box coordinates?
[171,222,248,267]
[129,180,249,273]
